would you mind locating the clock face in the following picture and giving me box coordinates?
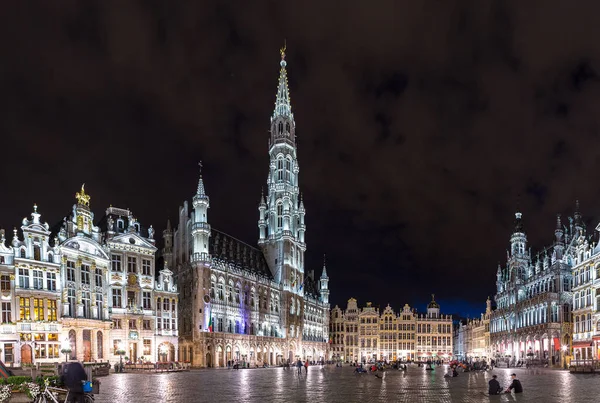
[203,295,211,303]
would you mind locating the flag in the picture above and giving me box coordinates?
[207,305,213,332]
[298,277,306,291]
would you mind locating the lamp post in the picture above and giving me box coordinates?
[159,344,168,363]
[60,339,72,363]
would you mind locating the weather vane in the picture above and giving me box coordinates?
[198,160,203,174]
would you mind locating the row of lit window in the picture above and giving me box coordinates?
[110,255,152,276]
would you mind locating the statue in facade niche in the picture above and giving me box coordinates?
[107,216,114,231]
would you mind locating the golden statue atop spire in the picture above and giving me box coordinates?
[76,184,91,206]
[280,40,287,60]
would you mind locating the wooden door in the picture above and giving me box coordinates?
[20,345,32,364]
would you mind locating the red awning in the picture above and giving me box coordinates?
[592,335,600,341]
[573,341,592,348]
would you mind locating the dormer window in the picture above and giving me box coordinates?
[33,246,41,261]
[20,249,26,258]
[117,219,124,230]
[134,223,140,232]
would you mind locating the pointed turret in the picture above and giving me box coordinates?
[162,219,174,271]
[510,210,527,258]
[191,161,211,263]
[258,188,267,243]
[320,254,330,304]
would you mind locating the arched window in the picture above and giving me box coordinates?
[97,331,103,359]
[277,204,283,229]
[217,279,224,301]
[33,245,41,261]
[587,313,592,332]
[278,121,283,134]
[69,329,77,360]
[20,249,26,258]
[48,253,53,263]
[117,219,124,230]
[286,122,290,133]
[277,158,284,181]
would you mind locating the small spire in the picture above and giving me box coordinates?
[299,193,305,210]
[196,161,206,196]
[166,219,172,232]
[259,188,266,206]
[574,199,583,229]
[514,210,524,232]
[33,204,38,213]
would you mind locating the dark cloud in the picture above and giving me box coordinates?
[2,1,600,315]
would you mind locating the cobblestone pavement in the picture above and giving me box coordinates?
[94,365,598,402]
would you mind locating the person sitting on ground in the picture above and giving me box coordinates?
[505,373,523,393]
[488,375,501,395]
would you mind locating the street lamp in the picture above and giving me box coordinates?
[159,344,168,362]
[60,339,72,363]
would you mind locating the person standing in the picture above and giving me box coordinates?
[304,360,309,373]
[296,359,303,375]
[60,362,88,403]
[505,373,523,393]
[488,375,501,395]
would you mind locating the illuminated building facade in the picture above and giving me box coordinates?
[490,209,575,367]
[172,49,330,368]
[570,221,600,362]
[104,207,178,364]
[0,207,62,365]
[0,188,179,366]
[329,296,451,362]
[453,299,492,361]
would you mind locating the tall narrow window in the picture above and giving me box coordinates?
[33,245,41,261]
[19,297,31,320]
[277,159,284,181]
[111,255,122,272]
[112,289,122,309]
[33,270,43,290]
[95,268,103,287]
[66,261,76,282]
[0,275,10,291]
[142,292,151,309]
[18,268,30,289]
[127,257,137,273]
[67,289,76,317]
[33,298,44,320]
[46,272,56,291]
[47,300,57,321]
[81,264,90,285]
[97,293,104,320]
[142,259,152,276]
[1,302,11,323]
[277,204,283,229]
[82,291,91,318]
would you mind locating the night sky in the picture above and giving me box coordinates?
[2,1,600,318]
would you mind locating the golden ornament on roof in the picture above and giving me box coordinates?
[75,184,91,206]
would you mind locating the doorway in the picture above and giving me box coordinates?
[20,345,32,364]
[130,343,138,362]
[206,353,212,367]
[82,330,91,362]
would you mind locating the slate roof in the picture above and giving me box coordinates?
[209,229,272,279]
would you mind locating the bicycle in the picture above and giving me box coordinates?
[33,378,94,403]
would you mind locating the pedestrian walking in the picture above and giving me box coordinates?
[304,360,309,373]
[296,359,303,374]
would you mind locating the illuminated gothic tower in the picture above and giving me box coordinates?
[259,47,306,337]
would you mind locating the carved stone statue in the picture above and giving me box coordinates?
[107,216,114,232]
[148,225,155,239]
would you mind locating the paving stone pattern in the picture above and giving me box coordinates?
[94,365,598,402]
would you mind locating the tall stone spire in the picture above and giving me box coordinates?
[272,43,293,122]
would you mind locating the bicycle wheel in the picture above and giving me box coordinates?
[84,393,95,402]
